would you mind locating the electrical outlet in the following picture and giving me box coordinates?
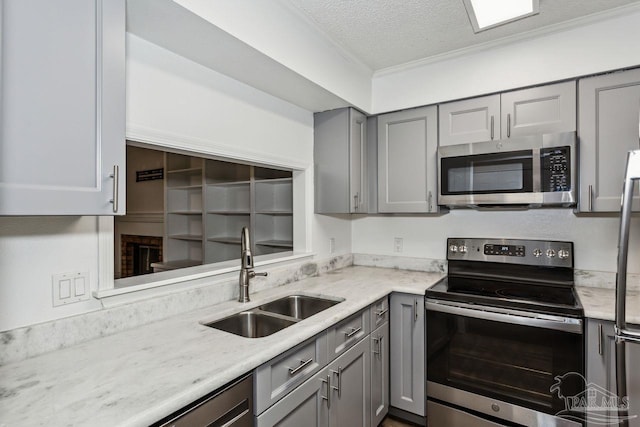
[52,272,90,307]
[394,237,403,253]
[329,237,336,254]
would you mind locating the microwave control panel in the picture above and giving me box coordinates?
[541,147,571,192]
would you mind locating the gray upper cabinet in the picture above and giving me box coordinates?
[315,108,368,214]
[501,81,576,138]
[439,81,576,147]
[585,319,640,427]
[0,0,126,215]
[389,293,425,417]
[377,106,439,213]
[438,95,500,146]
[578,68,640,213]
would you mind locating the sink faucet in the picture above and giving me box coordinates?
[239,227,267,302]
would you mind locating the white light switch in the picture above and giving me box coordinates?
[52,272,90,307]
[59,279,71,299]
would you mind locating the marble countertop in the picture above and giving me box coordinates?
[0,266,444,427]
[577,285,640,324]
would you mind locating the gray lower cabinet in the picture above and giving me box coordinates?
[370,321,390,427]
[256,336,371,427]
[314,107,369,214]
[0,0,126,215]
[377,106,439,213]
[586,319,640,427]
[328,337,371,427]
[256,368,330,427]
[578,68,640,212]
[390,293,425,417]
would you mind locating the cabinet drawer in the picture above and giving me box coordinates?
[370,296,389,329]
[254,333,328,415]
[327,308,370,361]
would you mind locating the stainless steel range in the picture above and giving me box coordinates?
[426,238,584,427]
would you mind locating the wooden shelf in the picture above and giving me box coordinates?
[168,210,202,215]
[254,177,292,184]
[167,184,202,190]
[206,181,251,187]
[207,210,251,215]
[256,210,292,216]
[256,240,293,248]
[168,234,203,241]
[167,167,202,175]
[207,237,242,244]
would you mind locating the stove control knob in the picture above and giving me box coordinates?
[533,248,543,258]
[546,249,556,258]
[558,249,570,259]
[449,244,458,253]
[458,245,467,254]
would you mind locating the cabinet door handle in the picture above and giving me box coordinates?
[375,308,388,317]
[321,374,331,408]
[288,358,313,376]
[490,115,495,140]
[331,367,342,397]
[372,335,383,358]
[588,184,593,212]
[353,193,359,212]
[428,191,433,212]
[110,165,119,213]
[344,326,362,338]
[598,323,604,355]
[414,299,419,322]
[507,113,511,138]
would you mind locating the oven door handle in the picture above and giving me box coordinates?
[425,301,582,334]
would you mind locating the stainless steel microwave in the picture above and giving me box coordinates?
[437,132,577,208]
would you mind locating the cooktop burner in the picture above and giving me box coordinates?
[426,238,584,318]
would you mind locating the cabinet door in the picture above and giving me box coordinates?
[314,107,368,214]
[377,106,438,213]
[0,0,125,215]
[586,319,640,427]
[438,95,500,146]
[371,322,389,427]
[578,69,640,212]
[390,293,425,416]
[350,109,367,213]
[328,337,371,427]
[500,81,576,138]
[256,368,330,427]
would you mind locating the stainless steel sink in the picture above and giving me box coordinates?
[258,295,342,320]
[204,295,344,338]
[205,311,296,338]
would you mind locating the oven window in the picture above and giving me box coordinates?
[441,151,533,195]
[426,310,584,415]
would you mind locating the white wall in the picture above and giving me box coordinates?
[352,210,640,274]
[0,35,351,332]
[372,8,640,113]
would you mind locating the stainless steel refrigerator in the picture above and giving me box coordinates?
[615,149,640,427]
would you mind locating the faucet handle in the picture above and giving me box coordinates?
[249,271,268,278]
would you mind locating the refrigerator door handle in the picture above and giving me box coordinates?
[615,150,640,335]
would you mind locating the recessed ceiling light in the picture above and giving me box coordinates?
[463,0,540,33]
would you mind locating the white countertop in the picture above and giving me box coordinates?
[0,266,444,427]
[577,285,640,324]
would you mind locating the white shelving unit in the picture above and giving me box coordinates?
[159,156,293,270]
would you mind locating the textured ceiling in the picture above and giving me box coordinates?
[283,0,640,71]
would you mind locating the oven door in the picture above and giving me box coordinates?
[426,300,584,427]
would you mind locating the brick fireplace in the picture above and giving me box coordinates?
[120,235,163,278]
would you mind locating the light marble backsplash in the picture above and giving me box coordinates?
[353,253,447,273]
[0,254,353,366]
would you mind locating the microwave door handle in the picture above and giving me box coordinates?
[615,150,640,337]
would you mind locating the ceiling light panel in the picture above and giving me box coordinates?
[464,0,539,32]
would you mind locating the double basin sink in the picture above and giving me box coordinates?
[204,295,344,338]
